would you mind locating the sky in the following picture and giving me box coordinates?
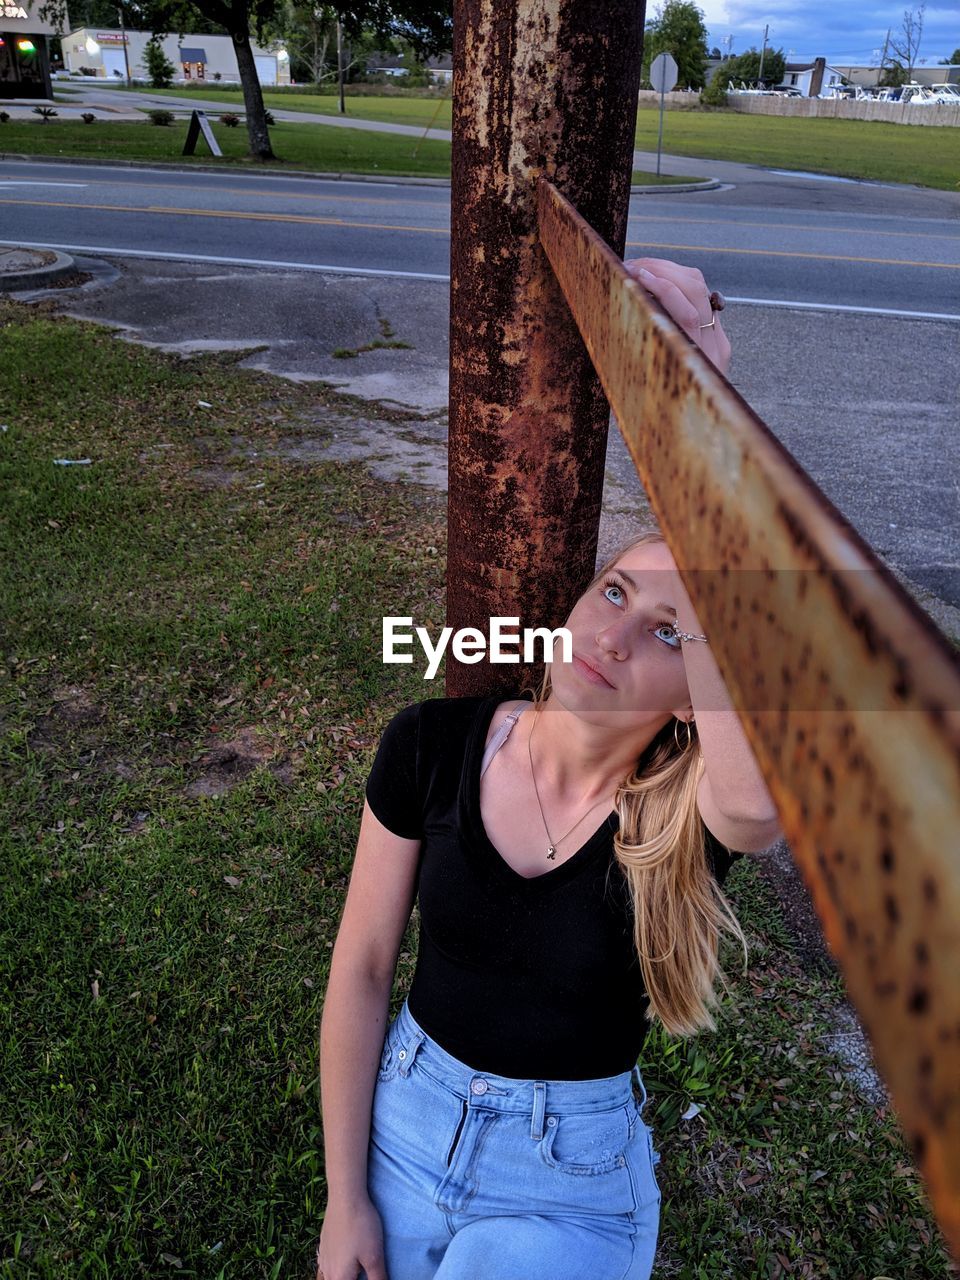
[692,2,958,65]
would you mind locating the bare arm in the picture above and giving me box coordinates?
[316,799,421,1280]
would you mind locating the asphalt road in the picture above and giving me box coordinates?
[1,155,957,614]
[1,157,958,318]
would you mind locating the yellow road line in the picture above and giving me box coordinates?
[0,197,447,235]
[1,198,956,269]
[624,238,959,270]
[627,212,960,244]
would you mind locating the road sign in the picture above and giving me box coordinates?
[650,52,678,94]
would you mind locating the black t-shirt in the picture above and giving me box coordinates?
[364,695,745,1080]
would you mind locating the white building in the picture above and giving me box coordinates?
[61,28,290,85]
[780,58,845,97]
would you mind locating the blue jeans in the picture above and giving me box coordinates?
[363,998,662,1280]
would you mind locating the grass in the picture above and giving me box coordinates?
[0,119,704,185]
[119,83,456,131]
[634,107,960,191]
[102,87,960,190]
[1,296,957,1278]
[0,119,453,178]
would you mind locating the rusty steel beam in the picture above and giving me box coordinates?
[537,175,960,1257]
[446,0,645,699]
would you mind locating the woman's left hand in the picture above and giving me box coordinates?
[623,257,731,377]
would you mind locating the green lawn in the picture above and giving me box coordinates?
[0,118,453,177]
[105,88,960,190]
[121,83,456,131]
[0,119,703,185]
[1,295,955,1277]
[635,108,960,191]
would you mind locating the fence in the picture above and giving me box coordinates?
[726,94,960,127]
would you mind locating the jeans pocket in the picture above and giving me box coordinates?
[537,1104,633,1175]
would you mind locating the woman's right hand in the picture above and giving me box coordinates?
[316,1195,388,1280]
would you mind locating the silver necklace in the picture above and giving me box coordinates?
[526,708,615,860]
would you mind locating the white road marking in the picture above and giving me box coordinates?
[1,239,957,321]
[0,239,449,281]
[725,295,960,321]
[0,181,88,188]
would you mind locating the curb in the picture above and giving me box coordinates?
[0,248,78,291]
[0,152,719,193]
[631,178,718,193]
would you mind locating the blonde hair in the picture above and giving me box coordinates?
[529,531,749,1038]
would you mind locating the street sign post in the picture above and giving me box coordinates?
[650,51,678,176]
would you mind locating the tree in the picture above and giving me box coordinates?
[143,33,175,86]
[937,46,960,65]
[699,64,727,106]
[641,0,709,90]
[721,46,786,88]
[888,4,925,78]
[879,59,908,87]
[262,1,337,83]
[39,0,451,161]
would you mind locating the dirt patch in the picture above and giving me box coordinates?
[183,724,295,799]
[27,684,104,750]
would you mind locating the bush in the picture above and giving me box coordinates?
[144,36,175,89]
[78,65,97,76]
[219,112,240,126]
[0,111,9,124]
[213,71,221,81]
[32,106,58,123]
[263,109,275,125]
[700,67,728,107]
[80,111,96,124]
[146,108,175,126]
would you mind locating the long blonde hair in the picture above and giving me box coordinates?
[530,531,749,1038]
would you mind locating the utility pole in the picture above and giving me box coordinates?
[878,27,890,80]
[446,0,645,699]
[117,3,131,88]
[757,22,769,84]
[336,18,345,114]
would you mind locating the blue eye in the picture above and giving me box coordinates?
[655,623,682,650]
[602,581,625,606]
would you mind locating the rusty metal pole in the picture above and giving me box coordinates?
[446,0,645,698]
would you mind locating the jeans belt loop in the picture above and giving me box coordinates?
[633,1064,648,1110]
[530,1080,546,1141]
[398,1030,424,1077]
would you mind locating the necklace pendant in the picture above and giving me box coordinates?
[546,845,557,860]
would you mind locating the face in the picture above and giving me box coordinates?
[550,541,691,729]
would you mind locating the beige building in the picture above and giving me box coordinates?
[62,27,291,85]
[1,0,60,99]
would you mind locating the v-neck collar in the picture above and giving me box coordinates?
[460,695,619,891]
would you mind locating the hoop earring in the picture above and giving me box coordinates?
[674,717,694,752]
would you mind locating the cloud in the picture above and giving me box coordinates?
[697,1,958,61]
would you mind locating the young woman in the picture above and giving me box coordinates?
[315,259,783,1280]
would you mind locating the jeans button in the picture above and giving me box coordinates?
[470,1077,488,1095]
[398,1050,407,1061]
